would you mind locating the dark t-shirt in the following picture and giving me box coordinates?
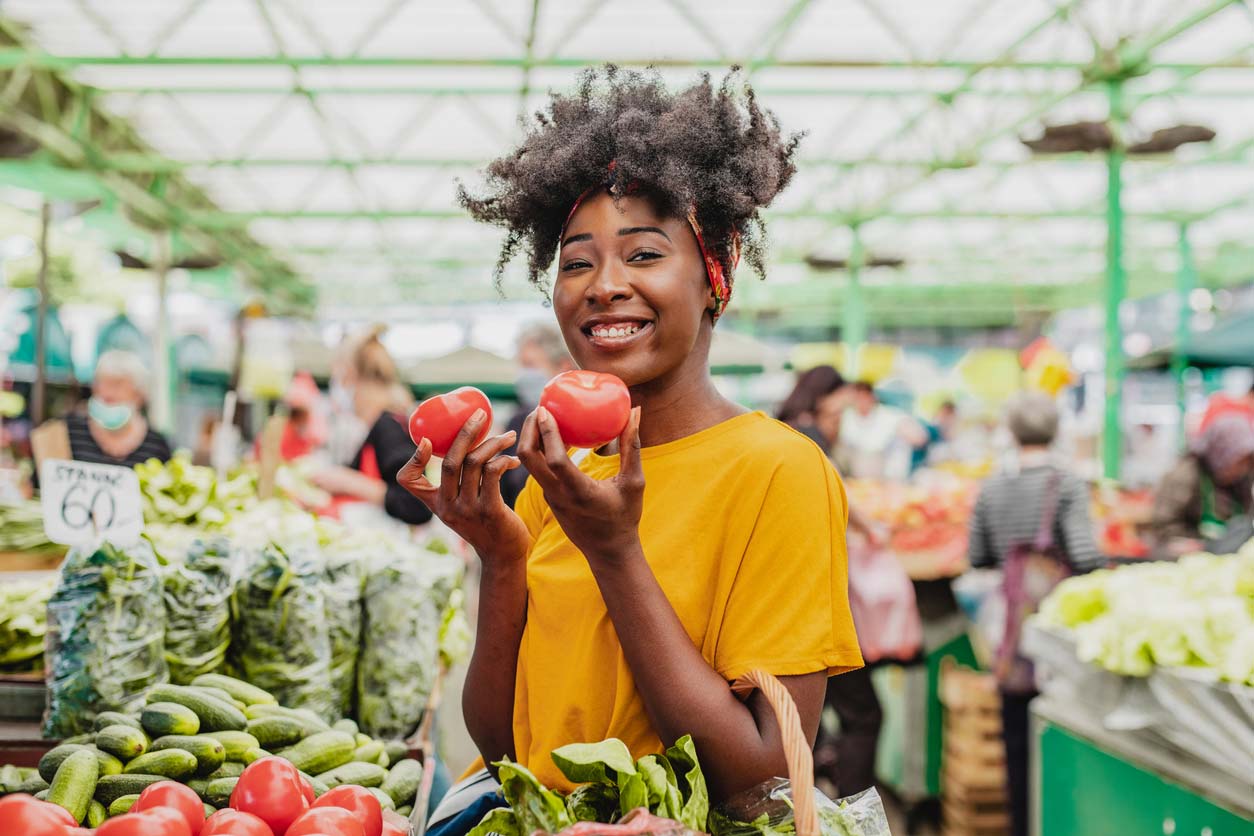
[66,414,171,468]
[351,412,433,526]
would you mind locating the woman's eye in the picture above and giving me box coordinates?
[628,251,662,263]
[561,259,591,272]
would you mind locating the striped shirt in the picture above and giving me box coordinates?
[967,464,1103,574]
[66,414,172,469]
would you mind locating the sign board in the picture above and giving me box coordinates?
[39,459,143,547]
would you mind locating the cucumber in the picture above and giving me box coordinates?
[88,746,124,777]
[146,684,248,732]
[61,733,94,745]
[354,733,372,748]
[108,794,141,816]
[39,744,91,783]
[124,749,199,781]
[246,716,304,749]
[276,730,356,775]
[189,685,247,711]
[301,771,330,797]
[34,789,48,800]
[242,747,269,764]
[142,702,201,737]
[203,802,216,819]
[207,761,246,780]
[397,805,413,817]
[383,740,409,764]
[96,725,150,761]
[367,787,396,811]
[333,718,359,735]
[150,735,226,777]
[14,775,49,795]
[191,674,277,707]
[316,761,387,789]
[94,712,143,733]
[205,776,238,808]
[200,730,259,761]
[375,749,391,768]
[244,704,330,735]
[94,774,166,806]
[354,741,385,763]
[187,778,211,801]
[380,759,423,807]
[0,764,21,792]
[47,749,98,824]
[87,799,107,828]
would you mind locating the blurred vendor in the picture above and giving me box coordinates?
[1152,414,1254,553]
[311,333,432,526]
[64,350,172,468]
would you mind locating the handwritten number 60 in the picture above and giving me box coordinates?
[59,484,117,530]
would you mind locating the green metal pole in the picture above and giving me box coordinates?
[844,225,867,380]
[1171,224,1197,436]
[1102,79,1127,481]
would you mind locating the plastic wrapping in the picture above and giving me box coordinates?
[44,540,169,738]
[162,537,234,684]
[709,780,891,836]
[230,541,336,720]
[552,809,704,836]
[357,544,462,738]
[322,538,366,717]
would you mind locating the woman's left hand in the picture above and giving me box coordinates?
[518,405,644,562]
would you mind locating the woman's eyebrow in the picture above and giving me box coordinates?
[561,232,593,246]
[618,226,671,240]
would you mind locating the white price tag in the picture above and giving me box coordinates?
[39,459,144,547]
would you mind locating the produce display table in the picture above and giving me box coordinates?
[1032,698,1254,836]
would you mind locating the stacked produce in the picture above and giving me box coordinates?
[1036,541,1254,684]
[1090,483,1152,558]
[0,672,424,831]
[0,574,55,672]
[136,454,255,527]
[162,538,233,684]
[0,499,62,555]
[845,475,975,577]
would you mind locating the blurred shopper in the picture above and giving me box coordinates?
[839,382,929,479]
[312,332,432,526]
[777,365,847,449]
[500,324,574,508]
[1152,413,1254,552]
[967,392,1101,836]
[1198,381,1254,434]
[55,350,171,468]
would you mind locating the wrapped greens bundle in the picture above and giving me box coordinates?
[163,537,234,684]
[357,545,462,738]
[230,542,335,720]
[322,538,366,717]
[44,540,169,737]
[0,575,55,672]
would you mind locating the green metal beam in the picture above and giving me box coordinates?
[842,226,867,375]
[1171,224,1197,431]
[1103,79,1127,481]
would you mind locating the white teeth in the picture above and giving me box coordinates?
[592,323,643,338]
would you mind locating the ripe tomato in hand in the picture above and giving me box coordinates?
[231,756,309,836]
[539,370,631,449]
[97,808,193,836]
[299,773,317,806]
[133,781,205,836]
[201,808,273,836]
[287,806,365,836]
[311,785,382,836]
[408,387,492,458]
[0,794,78,835]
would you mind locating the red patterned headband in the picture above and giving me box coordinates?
[559,169,740,319]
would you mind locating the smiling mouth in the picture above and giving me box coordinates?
[582,320,654,349]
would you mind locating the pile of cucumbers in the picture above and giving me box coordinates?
[0,673,424,827]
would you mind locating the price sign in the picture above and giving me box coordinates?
[39,459,144,547]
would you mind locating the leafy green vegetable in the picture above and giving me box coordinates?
[0,575,54,671]
[467,807,522,836]
[45,541,169,737]
[0,500,61,554]
[565,782,620,824]
[322,539,365,717]
[665,736,709,830]
[162,537,233,684]
[551,739,637,786]
[636,755,683,822]
[136,455,255,528]
[497,760,573,835]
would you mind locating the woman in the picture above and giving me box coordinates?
[312,333,432,526]
[777,365,847,449]
[402,67,861,831]
[64,350,171,468]
[967,392,1101,836]
[1152,414,1254,553]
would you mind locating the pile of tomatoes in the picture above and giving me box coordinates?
[1,757,410,836]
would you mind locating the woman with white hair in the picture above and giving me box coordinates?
[66,350,171,467]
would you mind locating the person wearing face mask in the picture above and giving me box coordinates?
[499,323,574,509]
[66,350,172,468]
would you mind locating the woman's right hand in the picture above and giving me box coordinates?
[397,408,531,563]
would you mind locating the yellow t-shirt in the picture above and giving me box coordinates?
[502,411,862,790]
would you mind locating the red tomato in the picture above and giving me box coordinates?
[539,370,631,449]
[230,756,309,836]
[133,780,205,836]
[311,785,382,836]
[287,807,365,836]
[201,808,274,836]
[380,809,411,836]
[97,808,193,836]
[299,774,316,806]
[408,387,492,458]
[0,794,78,835]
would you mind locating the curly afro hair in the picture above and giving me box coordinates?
[458,65,802,297]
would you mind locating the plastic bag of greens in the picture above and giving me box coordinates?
[163,537,234,684]
[358,544,462,738]
[709,779,890,836]
[322,538,366,717]
[44,540,169,737]
[230,541,335,720]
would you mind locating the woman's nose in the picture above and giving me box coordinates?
[584,262,633,306]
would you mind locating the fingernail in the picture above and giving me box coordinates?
[471,408,486,424]
[537,406,550,423]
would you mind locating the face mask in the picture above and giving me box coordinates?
[88,397,134,431]
[514,368,550,407]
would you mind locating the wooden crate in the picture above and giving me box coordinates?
[940,660,1010,836]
